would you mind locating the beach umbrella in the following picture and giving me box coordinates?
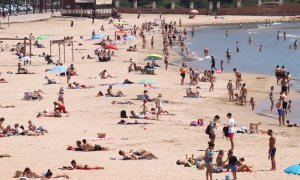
[116,30,126,35]
[190,10,199,14]
[92,34,105,40]
[124,35,136,41]
[36,35,48,40]
[284,164,300,175]
[138,79,158,85]
[145,54,162,61]
[49,66,67,84]
[105,44,118,50]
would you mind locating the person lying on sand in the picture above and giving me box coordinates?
[286,120,299,127]
[97,133,106,138]
[117,119,153,125]
[0,154,10,158]
[82,139,109,151]
[14,167,69,179]
[99,70,115,79]
[215,150,228,169]
[23,89,44,101]
[60,160,104,170]
[0,104,15,108]
[119,149,158,160]
[106,85,125,97]
[28,120,48,133]
[127,45,137,52]
[17,63,34,74]
[186,87,200,98]
[68,82,94,89]
[129,111,145,119]
[0,78,8,83]
[176,154,201,167]
[112,101,134,105]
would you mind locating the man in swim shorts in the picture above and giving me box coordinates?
[268,129,276,171]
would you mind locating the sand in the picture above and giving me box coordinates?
[0,14,299,180]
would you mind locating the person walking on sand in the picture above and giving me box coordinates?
[164,53,169,70]
[207,115,220,144]
[268,129,276,171]
[227,113,235,151]
[204,142,215,180]
[249,97,255,111]
[269,86,274,111]
[180,63,187,85]
[227,80,234,102]
[240,83,247,106]
[155,94,163,119]
[233,68,241,90]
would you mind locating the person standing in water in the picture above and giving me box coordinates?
[220,60,224,71]
[226,48,231,61]
[236,41,240,53]
[283,31,287,40]
[277,31,280,41]
[259,45,262,52]
[268,129,276,171]
[225,30,228,38]
[248,35,253,44]
[211,55,217,71]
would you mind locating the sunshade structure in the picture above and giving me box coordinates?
[49,65,67,83]
[145,54,162,61]
[190,9,199,14]
[116,30,126,35]
[124,35,136,41]
[92,34,105,40]
[20,56,32,61]
[105,44,118,50]
[284,164,300,175]
[138,79,158,85]
[36,35,48,40]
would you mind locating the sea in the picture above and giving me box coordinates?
[176,22,300,124]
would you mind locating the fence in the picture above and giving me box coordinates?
[62,8,112,18]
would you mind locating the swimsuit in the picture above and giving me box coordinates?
[270,147,276,157]
[94,144,102,151]
[205,150,213,164]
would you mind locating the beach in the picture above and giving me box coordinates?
[0,13,300,180]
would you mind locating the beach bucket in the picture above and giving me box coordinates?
[225,175,230,180]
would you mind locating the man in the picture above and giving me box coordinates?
[227,113,235,151]
[227,80,234,101]
[240,83,248,106]
[228,150,238,180]
[276,99,284,125]
[155,94,163,119]
[268,129,276,171]
[207,115,220,144]
[211,55,217,71]
[233,68,241,90]
[82,139,109,151]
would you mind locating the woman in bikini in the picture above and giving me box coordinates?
[61,160,104,170]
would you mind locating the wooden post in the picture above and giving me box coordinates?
[50,42,52,56]
[171,0,175,9]
[29,36,32,58]
[72,41,74,62]
[237,0,241,8]
[58,44,61,60]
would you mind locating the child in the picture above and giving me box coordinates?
[140,100,148,115]
[249,97,255,111]
[288,100,292,112]
[220,60,224,72]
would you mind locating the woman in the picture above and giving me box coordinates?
[62,160,104,170]
[204,142,214,180]
[216,150,228,168]
[237,158,253,172]
[269,86,274,111]
[274,65,281,85]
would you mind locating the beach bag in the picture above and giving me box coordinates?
[223,126,229,137]
[120,110,128,118]
[205,124,211,135]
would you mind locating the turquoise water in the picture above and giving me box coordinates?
[182,22,300,124]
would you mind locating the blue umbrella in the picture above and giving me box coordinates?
[138,79,158,85]
[92,34,105,40]
[50,66,67,73]
[284,164,300,175]
[124,35,136,41]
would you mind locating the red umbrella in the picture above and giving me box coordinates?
[116,30,126,35]
[105,44,118,50]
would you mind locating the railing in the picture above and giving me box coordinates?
[62,8,112,18]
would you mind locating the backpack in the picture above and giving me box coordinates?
[120,110,128,118]
[205,124,211,135]
[223,126,229,137]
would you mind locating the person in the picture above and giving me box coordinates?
[236,41,240,53]
[240,83,247,105]
[269,86,274,111]
[268,129,276,171]
[0,154,10,158]
[54,101,68,114]
[82,139,109,151]
[164,53,169,70]
[180,63,187,85]
[226,48,231,61]
[259,45,262,52]
[119,149,157,160]
[220,60,224,71]
[216,150,228,168]
[210,55,217,71]
[41,169,69,179]
[151,36,154,49]
[228,150,238,180]
[208,71,215,92]
[99,70,114,79]
[204,142,215,180]
[249,97,255,111]
[227,80,234,101]
[225,30,228,38]
[237,158,253,172]
[248,34,253,44]
[227,113,235,150]
[155,94,163,119]
[207,115,220,144]
[276,99,284,125]
[140,100,148,115]
[277,30,280,41]
[63,160,104,170]
[288,100,292,112]
[70,21,73,27]
[233,68,242,90]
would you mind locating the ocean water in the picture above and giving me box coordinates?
[181,22,300,123]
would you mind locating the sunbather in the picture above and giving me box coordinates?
[14,168,69,179]
[119,149,157,160]
[176,154,200,167]
[186,87,200,98]
[112,101,134,105]
[237,158,253,172]
[82,139,109,151]
[0,104,15,108]
[68,82,94,89]
[61,160,104,170]
[0,154,10,158]
[99,70,114,79]
[106,85,125,97]
[37,110,62,118]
